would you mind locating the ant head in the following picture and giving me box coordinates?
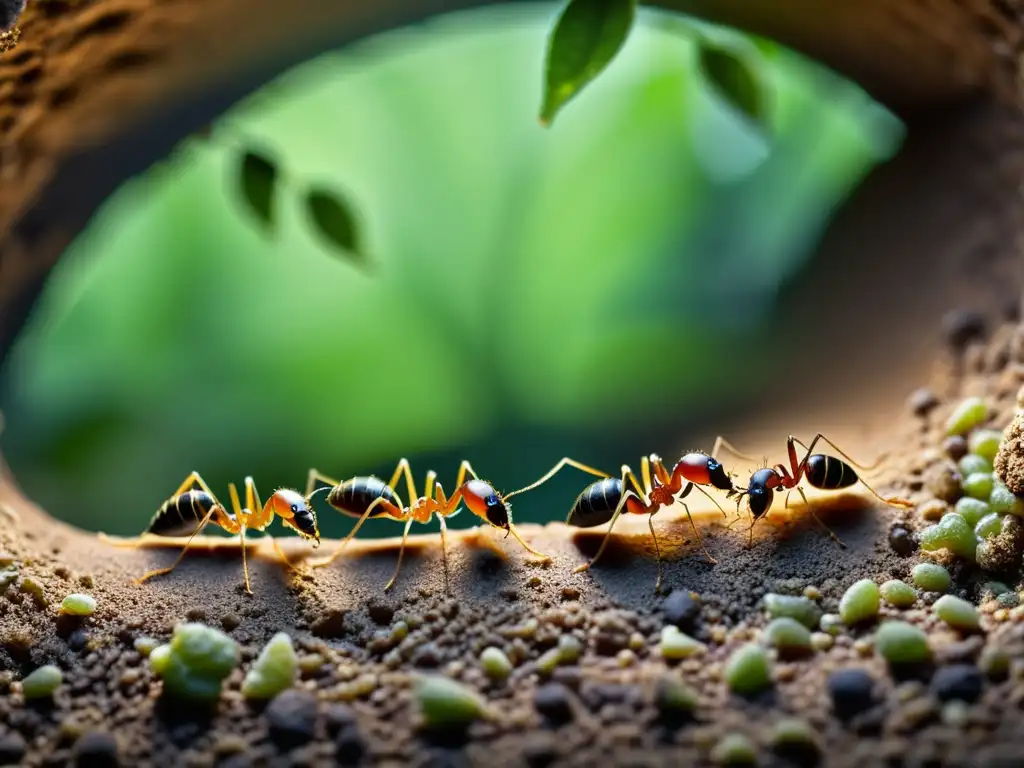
[706,458,734,491]
[463,479,510,531]
[745,467,780,519]
[273,489,320,544]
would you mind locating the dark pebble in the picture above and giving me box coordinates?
[72,731,120,768]
[942,309,987,351]
[522,732,558,767]
[412,642,442,668]
[663,590,701,630]
[0,732,27,764]
[366,600,395,626]
[909,388,939,417]
[931,664,984,703]
[221,613,241,632]
[335,724,366,765]
[67,629,88,652]
[265,689,318,748]
[827,668,876,720]
[324,703,357,737]
[534,683,574,725]
[888,524,918,557]
[942,435,968,461]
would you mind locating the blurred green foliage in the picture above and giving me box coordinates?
[0,6,903,539]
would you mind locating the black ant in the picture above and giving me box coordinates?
[503,438,743,591]
[727,433,914,546]
[304,459,550,592]
[99,471,320,594]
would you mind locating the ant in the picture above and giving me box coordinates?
[726,433,914,546]
[304,459,550,593]
[503,438,743,592]
[99,471,320,594]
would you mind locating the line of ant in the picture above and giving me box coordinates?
[104,433,911,594]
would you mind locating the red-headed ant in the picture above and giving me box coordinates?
[727,433,914,546]
[503,438,742,591]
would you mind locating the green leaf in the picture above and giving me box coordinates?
[238,150,278,232]
[305,187,365,267]
[539,0,636,126]
[697,41,767,130]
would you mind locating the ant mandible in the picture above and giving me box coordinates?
[99,472,320,594]
[304,459,550,593]
[727,433,914,546]
[502,438,742,592]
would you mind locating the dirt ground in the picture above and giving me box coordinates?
[0,317,1022,768]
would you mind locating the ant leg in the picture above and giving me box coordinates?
[648,513,664,593]
[642,455,654,497]
[384,517,416,592]
[387,458,419,507]
[674,484,717,565]
[438,515,451,595]
[792,434,882,472]
[308,496,398,568]
[711,436,760,463]
[269,536,302,573]
[503,457,611,500]
[229,483,255,594]
[795,486,847,548]
[305,469,340,498]
[506,521,552,561]
[792,436,912,508]
[574,465,644,574]
[133,504,225,585]
[692,483,729,518]
[856,477,915,509]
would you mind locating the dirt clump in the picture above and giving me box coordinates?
[995,409,1024,494]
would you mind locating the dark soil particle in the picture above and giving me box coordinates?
[71,731,119,768]
[888,524,918,557]
[942,309,988,351]
[533,683,574,725]
[264,689,319,749]
[827,668,877,720]
[662,589,701,630]
[930,664,984,703]
[0,731,27,764]
[910,388,940,417]
[334,724,366,765]
[942,434,968,461]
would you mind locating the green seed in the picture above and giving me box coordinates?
[975,512,1004,540]
[660,626,706,660]
[954,498,990,527]
[535,648,561,676]
[911,563,951,592]
[880,580,916,608]
[21,665,62,699]
[963,473,995,500]
[480,647,513,682]
[390,621,409,643]
[819,614,843,636]
[984,581,1012,597]
[770,718,819,752]
[934,595,981,632]
[979,646,1010,679]
[60,593,96,616]
[724,644,772,695]
[170,623,239,679]
[416,675,488,728]
[811,632,834,651]
[134,637,159,657]
[958,454,993,477]
[761,618,812,653]
[937,512,978,560]
[711,733,758,766]
[763,593,822,629]
[989,485,1024,516]
[839,579,880,625]
[557,635,583,663]
[969,429,1004,463]
[241,632,298,699]
[654,673,697,713]
[946,397,988,436]
[918,524,945,552]
[152,647,224,702]
[149,644,172,675]
[874,621,931,664]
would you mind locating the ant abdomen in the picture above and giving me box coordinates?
[146,490,222,537]
[567,477,623,528]
[805,455,858,491]
[327,477,400,519]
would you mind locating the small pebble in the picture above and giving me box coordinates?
[660,626,705,660]
[934,595,981,632]
[60,593,96,617]
[761,618,812,654]
[724,644,772,696]
[0,733,26,764]
[839,579,880,625]
[828,668,876,719]
[265,689,318,747]
[820,614,843,635]
[888,524,919,556]
[875,621,931,664]
[663,590,701,629]
[925,463,962,503]
[811,632,834,652]
[654,673,697,715]
[133,637,159,657]
[930,664,984,703]
[763,593,822,629]
[946,397,988,436]
[942,309,986,350]
[480,647,513,682]
[770,717,820,756]
[710,733,757,766]
[72,731,120,767]
[880,580,916,608]
[909,388,939,416]
[21,664,62,699]
[979,647,1010,680]
[533,682,574,724]
[557,634,583,663]
[335,725,366,765]
[918,499,949,522]
[911,563,951,592]
[417,675,488,729]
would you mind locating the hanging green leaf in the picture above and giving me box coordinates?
[238,150,278,232]
[697,41,768,130]
[305,187,366,267]
[539,0,636,127]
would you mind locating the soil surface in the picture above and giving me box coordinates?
[1,320,1024,768]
